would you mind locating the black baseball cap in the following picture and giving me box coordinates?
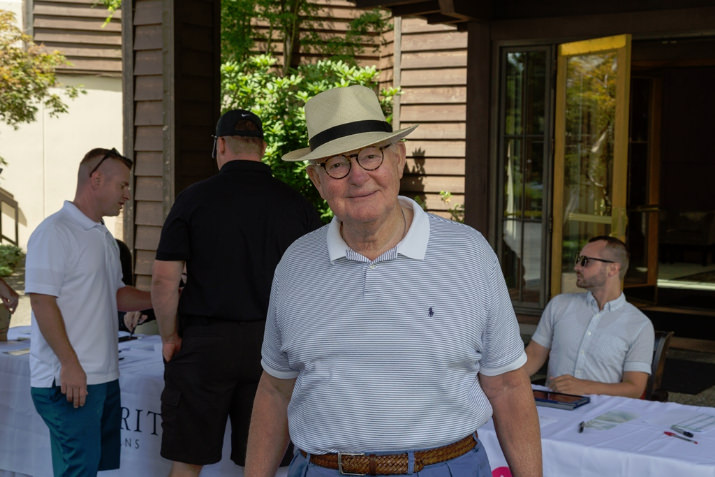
[215,109,263,138]
[212,109,263,158]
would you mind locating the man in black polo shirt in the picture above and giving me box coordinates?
[151,109,322,476]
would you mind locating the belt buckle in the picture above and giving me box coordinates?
[338,452,365,476]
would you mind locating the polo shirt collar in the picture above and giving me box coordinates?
[62,200,105,231]
[586,290,626,312]
[327,196,430,262]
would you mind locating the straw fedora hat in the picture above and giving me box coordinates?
[282,85,417,162]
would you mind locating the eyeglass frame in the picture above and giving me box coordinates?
[316,144,393,179]
[575,255,615,267]
[89,148,133,176]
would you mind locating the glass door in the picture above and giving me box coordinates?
[624,75,661,301]
[551,34,632,296]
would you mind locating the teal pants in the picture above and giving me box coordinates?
[31,379,121,477]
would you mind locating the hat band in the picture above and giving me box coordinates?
[309,120,392,151]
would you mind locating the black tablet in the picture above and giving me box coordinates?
[533,389,590,410]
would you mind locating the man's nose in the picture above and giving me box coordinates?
[346,157,369,182]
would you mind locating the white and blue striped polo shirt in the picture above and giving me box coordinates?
[262,196,526,454]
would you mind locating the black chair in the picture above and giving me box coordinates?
[644,330,674,401]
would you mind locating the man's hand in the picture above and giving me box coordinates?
[162,334,182,362]
[548,371,648,398]
[60,361,88,408]
[123,311,149,333]
[548,374,586,394]
[0,279,19,313]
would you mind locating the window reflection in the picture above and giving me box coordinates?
[500,49,549,307]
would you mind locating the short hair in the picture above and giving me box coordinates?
[81,148,133,171]
[223,119,263,155]
[588,235,629,278]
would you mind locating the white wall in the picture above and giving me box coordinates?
[0,0,21,21]
[0,74,124,250]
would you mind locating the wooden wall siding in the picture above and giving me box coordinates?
[396,18,468,216]
[127,0,221,288]
[127,0,164,287]
[33,0,122,75]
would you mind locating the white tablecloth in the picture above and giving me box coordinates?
[0,327,238,476]
[3,326,715,476]
[479,387,715,476]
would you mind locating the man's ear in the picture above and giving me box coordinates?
[217,136,226,157]
[307,165,326,199]
[90,171,103,190]
[609,262,621,278]
[394,142,407,179]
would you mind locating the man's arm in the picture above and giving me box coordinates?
[29,293,87,408]
[116,286,152,312]
[245,372,295,477]
[481,367,542,477]
[547,371,648,398]
[151,259,184,361]
[524,340,550,377]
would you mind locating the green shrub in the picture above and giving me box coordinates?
[0,244,24,277]
[221,54,400,221]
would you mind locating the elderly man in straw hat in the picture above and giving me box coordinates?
[245,85,542,477]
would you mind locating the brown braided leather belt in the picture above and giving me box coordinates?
[300,433,478,475]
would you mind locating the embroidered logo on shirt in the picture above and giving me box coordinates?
[428,307,434,317]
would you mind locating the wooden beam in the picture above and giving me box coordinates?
[391,2,441,17]
[463,21,491,236]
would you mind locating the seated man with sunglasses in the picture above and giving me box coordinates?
[524,236,654,398]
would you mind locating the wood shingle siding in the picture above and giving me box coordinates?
[125,0,221,288]
[126,0,165,287]
[32,0,122,75]
[396,18,467,217]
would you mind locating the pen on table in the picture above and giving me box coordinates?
[664,431,698,444]
[670,425,694,438]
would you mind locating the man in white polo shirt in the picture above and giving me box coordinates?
[25,147,152,476]
[245,86,542,477]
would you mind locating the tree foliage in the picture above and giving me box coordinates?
[0,10,81,129]
[221,0,389,74]
[222,54,399,220]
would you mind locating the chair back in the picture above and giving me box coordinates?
[645,330,674,401]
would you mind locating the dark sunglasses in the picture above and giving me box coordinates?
[89,148,132,176]
[575,255,615,267]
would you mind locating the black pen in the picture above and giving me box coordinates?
[670,425,694,438]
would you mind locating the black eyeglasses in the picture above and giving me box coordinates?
[575,255,615,267]
[318,144,390,179]
[89,148,132,176]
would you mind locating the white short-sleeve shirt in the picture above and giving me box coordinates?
[26,201,124,387]
[531,292,654,383]
[262,196,526,454]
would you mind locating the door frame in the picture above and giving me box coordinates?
[550,34,632,297]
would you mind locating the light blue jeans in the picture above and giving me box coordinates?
[289,435,492,477]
